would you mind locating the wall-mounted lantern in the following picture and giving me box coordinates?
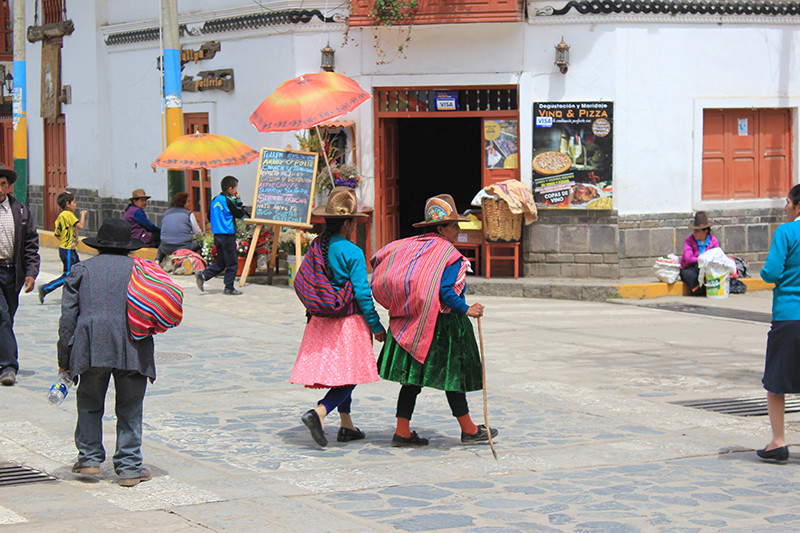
[321,43,335,72]
[555,37,570,74]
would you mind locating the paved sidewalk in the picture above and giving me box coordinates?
[0,247,796,532]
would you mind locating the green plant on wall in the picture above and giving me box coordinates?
[369,0,418,64]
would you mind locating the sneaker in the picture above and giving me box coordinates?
[182,258,193,275]
[38,285,45,305]
[71,461,100,475]
[195,272,205,292]
[0,367,16,386]
[391,431,429,447]
[223,288,242,296]
[337,426,366,442]
[461,424,498,444]
[119,467,152,487]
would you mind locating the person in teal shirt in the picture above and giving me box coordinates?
[290,187,386,447]
[758,183,800,462]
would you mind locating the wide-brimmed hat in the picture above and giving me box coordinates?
[412,194,469,228]
[0,162,17,185]
[311,186,368,218]
[688,211,712,230]
[83,218,144,252]
[129,189,151,201]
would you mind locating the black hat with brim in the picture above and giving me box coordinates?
[83,218,144,251]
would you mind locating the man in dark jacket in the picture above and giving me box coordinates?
[58,218,154,487]
[0,163,40,386]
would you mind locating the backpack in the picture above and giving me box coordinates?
[293,237,358,318]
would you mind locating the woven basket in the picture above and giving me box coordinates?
[482,197,522,242]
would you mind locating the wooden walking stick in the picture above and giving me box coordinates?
[477,317,498,460]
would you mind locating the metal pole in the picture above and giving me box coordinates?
[12,0,27,204]
[161,0,184,201]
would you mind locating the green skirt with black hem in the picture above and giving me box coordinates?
[377,312,483,393]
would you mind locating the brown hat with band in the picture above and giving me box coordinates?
[0,162,17,185]
[688,211,712,230]
[129,189,151,201]
[413,194,469,228]
[311,186,368,218]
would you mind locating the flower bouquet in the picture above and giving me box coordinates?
[317,164,362,192]
[277,226,317,256]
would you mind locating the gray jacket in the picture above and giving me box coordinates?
[57,254,155,379]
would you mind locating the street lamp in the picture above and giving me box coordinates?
[321,43,335,72]
[4,72,13,94]
[555,38,570,74]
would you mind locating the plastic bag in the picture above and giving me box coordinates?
[653,253,681,284]
[698,248,737,285]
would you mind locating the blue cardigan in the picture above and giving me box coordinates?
[328,235,384,334]
[761,219,800,321]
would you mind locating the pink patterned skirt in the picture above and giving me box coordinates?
[290,314,379,388]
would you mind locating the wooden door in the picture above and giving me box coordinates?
[482,118,519,187]
[379,118,399,246]
[0,120,11,169]
[183,113,210,228]
[44,114,66,230]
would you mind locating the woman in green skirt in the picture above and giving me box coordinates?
[371,194,498,447]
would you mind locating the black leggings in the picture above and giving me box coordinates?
[395,385,469,420]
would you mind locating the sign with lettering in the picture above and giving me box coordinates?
[435,91,458,111]
[181,69,234,93]
[180,42,221,64]
[248,147,318,228]
[532,102,614,210]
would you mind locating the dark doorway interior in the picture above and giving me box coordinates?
[397,118,482,238]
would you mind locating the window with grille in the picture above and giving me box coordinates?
[42,0,64,25]
[376,88,518,113]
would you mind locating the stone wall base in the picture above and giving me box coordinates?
[524,208,781,279]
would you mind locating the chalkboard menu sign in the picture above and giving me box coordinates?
[249,147,318,228]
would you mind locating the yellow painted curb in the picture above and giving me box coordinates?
[38,230,158,260]
[612,277,773,300]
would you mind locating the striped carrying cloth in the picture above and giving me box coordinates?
[294,237,358,318]
[127,257,184,340]
[370,234,463,364]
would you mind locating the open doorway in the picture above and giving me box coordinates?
[397,117,482,238]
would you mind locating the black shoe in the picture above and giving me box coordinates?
[0,367,16,386]
[38,286,45,305]
[223,288,242,296]
[195,272,205,292]
[461,424,498,444]
[391,431,429,447]
[757,446,789,461]
[337,427,366,442]
[301,409,327,447]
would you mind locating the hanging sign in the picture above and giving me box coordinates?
[532,102,614,210]
[435,91,458,111]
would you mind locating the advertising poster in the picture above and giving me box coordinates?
[532,102,613,209]
[485,119,519,169]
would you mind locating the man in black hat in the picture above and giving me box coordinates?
[0,163,39,386]
[58,218,154,487]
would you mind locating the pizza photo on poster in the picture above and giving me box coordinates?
[532,102,613,210]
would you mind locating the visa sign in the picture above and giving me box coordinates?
[435,91,458,111]
[536,116,553,128]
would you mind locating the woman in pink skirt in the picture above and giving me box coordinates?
[290,187,386,447]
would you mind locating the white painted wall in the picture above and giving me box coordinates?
[20,1,800,217]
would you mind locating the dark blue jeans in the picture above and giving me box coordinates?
[202,234,237,290]
[41,248,79,296]
[0,265,19,372]
[74,368,148,478]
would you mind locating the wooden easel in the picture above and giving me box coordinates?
[239,220,312,286]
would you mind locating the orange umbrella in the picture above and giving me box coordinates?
[151,132,259,170]
[249,72,369,132]
[249,72,371,187]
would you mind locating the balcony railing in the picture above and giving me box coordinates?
[349,0,524,26]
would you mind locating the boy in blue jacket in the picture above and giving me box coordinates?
[195,176,247,295]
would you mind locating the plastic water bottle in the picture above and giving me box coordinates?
[47,372,72,406]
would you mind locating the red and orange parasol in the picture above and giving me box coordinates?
[249,72,371,186]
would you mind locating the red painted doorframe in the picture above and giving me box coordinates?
[373,86,519,247]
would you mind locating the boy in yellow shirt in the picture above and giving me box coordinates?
[39,192,87,304]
